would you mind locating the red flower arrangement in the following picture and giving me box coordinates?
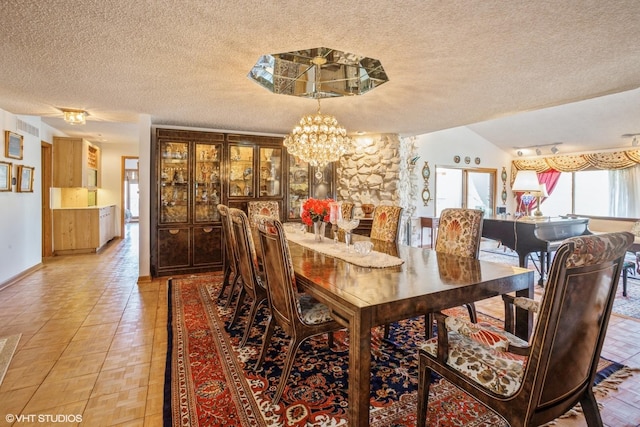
[301,198,334,226]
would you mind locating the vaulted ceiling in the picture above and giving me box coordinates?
[1,1,639,155]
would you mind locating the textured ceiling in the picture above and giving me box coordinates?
[1,0,639,155]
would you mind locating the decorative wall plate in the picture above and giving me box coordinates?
[475,157,481,165]
[422,188,431,206]
[454,155,460,163]
[422,161,430,180]
[464,156,471,164]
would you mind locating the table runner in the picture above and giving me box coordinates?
[285,228,404,268]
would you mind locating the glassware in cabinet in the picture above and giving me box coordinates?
[160,141,189,223]
[228,145,254,197]
[194,143,221,222]
[259,147,282,197]
[287,155,309,219]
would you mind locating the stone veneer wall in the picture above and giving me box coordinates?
[336,134,401,217]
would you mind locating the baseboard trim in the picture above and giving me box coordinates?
[0,263,44,291]
[137,275,153,284]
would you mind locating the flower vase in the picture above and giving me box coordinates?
[313,221,326,241]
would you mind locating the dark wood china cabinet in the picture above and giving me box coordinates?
[151,128,337,277]
[151,128,225,277]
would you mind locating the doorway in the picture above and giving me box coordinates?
[435,166,497,217]
[121,157,139,237]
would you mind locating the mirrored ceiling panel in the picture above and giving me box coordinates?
[248,47,388,98]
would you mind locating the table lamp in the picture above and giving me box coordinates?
[512,170,540,218]
[533,183,549,217]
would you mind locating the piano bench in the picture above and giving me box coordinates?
[622,261,635,297]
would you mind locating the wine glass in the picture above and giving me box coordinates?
[337,218,360,251]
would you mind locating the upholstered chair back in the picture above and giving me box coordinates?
[525,232,632,415]
[435,208,484,258]
[255,215,299,335]
[229,208,262,295]
[217,204,239,278]
[370,205,403,242]
[340,202,355,220]
[248,201,280,225]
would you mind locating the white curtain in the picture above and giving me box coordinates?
[609,164,640,217]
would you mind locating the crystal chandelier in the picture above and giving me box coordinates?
[283,99,351,169]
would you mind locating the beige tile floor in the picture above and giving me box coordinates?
[0,223,638,426]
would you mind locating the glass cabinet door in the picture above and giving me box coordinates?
[288,155,309,219]
[160,141,189,223]
[259,147,282,197]
[229,145,254,197]
[194,143,222,222]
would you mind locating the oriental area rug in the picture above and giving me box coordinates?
[164,273,632,427]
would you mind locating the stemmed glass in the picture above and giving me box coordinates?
[337,218,360,251]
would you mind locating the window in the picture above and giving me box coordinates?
[539,167,639,218]
[435,167,496,216]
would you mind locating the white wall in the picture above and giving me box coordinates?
[412,126,516,218]
[0,112,43,284]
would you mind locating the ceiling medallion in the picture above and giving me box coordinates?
[248,47,388,98]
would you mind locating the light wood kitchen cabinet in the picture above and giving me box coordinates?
[53,205,116,254]
[52,136,101,188]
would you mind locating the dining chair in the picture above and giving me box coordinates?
[434,208,485,323]
[370,205,403,242]
[247,200,280,225]
[228,208,269,347]
[217,204,240,307]
[254,215,343,404]
[383,208,483,339]
[416,231,634,427]
[340,201,355,220]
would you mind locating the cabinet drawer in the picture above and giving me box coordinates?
[193,226,223,267]
[157,228,190,270]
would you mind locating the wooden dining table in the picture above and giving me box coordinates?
[286,238,535,427]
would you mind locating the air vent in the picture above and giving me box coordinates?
[16,119,39,138]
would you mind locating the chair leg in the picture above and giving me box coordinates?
[255,315,275,370]
[228,287,246,330]
[272,338,304,404]
[218,263,232,299]
[224,273,241,309]
[580,389,604,427]
[464,302,478,323]
[327,331,334,348]
[416,358,433,427]
[622,267,628,297]
[383,323,391,339]
[426,313,434,339]
[239,297,266,348]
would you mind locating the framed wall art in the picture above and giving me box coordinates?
[4,131,23,160]
[0,161,11,191]
[17,165,34,192]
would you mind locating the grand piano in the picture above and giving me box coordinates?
[482,216,591,285]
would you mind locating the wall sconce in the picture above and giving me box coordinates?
[535,148,542,155]
[550,145,559,154]
[633,137,639,147]
[61,109,88,125]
